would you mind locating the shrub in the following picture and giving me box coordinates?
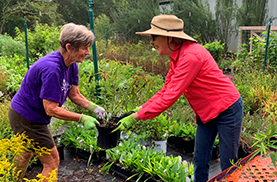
[203,41,225,63]
[0,56,28,93]
[0,34,25,57]
[15,22,61,61]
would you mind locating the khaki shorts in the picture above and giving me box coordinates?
[8,105,55,150]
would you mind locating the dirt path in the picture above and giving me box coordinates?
[24,149,125,182]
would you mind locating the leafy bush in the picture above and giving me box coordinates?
[0,34,25,57]
[0,56,28,93]
[203,41,225,63]
[234,31,277,71]
[0,99,13,139]
[94,13,113,41]
[136,113,171,141]
[15,22,61,61]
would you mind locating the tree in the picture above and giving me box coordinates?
[215,0,238,50]
[0,0,62,36]
[171,0,217,44]
[237,0,268,26]
[110,0,160,43]
[0,0,31,34]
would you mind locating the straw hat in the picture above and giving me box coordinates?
[136,14,197,42]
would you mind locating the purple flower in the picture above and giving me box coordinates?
[229,76,233,79]
[268,66,270,68]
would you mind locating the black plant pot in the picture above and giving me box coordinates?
[175,137,184,149]
[96,124,120,149]
[167,136,176,146]
[57,144,65,160]
[183,138,195,153]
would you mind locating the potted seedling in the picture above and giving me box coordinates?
[60,122,105,163]
[182,122,196,153]
[135,113,170,153]
[96,110,134,149]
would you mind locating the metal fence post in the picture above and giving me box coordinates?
[88,0,100,98]
[263,19,272,71]
[24,17,30,69]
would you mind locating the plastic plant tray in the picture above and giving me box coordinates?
[208,150,277,182]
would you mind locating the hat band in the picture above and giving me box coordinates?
[151,23,183,32]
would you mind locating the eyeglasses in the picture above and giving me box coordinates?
[151,35,159,41]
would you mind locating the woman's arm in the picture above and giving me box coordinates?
[43,99,81,121]
[67,84,90,109]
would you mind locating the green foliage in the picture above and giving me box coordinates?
[237,0,268,26]
[0,55,28,93]
[0,34,25,57]
[215,0,238,50]
[170,121,197,140]
[136,113,171,141]
[0,99,13,140]
[101,138,194,181]
[1,0,62,36]
[231,69,277,114]
[73,59,163,118]
[251,124,277,157]
[15,22,61,60]
[0,67,8,94]
[171,0,217,44]
[97,40,170,77]
[203,41,225,62]
[110,0,160,43]
[234,32,277,71]
[94,13,113,41]
[60,121,101,153]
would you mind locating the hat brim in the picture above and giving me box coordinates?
[136,28,197,42]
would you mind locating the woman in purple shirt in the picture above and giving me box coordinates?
[8,23,104,181]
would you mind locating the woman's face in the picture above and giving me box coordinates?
[71,45,90,63]
[150,35,172,56]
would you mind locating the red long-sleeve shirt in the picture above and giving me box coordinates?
[137,41,240,123]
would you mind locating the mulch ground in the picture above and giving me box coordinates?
[24,150,125,182]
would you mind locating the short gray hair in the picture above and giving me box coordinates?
[58,23,95,53]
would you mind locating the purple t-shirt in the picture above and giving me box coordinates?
[11,51,79,124]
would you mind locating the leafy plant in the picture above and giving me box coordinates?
[0,34,25,57]
[0,55,28,93]
[136,113,171,141]
[262,90,277,125]
[60,122,101,153]
[251,124,277,158]
[203,41,225,63]
[15,22,61,60]
[0,99,13,139]
[171,121,197,140]
[72,59,163,122]
[101,138,194,182]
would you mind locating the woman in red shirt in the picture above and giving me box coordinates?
[114,14,243,182]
